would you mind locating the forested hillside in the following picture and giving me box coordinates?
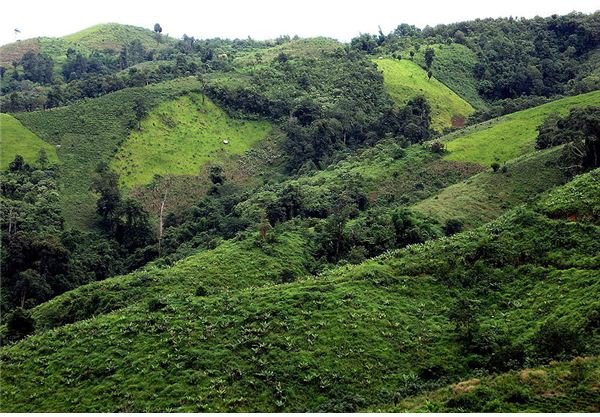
[1,11,599,412]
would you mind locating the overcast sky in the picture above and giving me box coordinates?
[1,0,598,46]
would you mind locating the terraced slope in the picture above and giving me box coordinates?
[0,113,59,169]
[15,78,201,228]
[442,90,600,166]
[375,58,475,132]
[2,170,599,412]
[111,93,272,188]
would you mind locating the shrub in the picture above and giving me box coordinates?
[147,298,167,312]
[533,321,584,362]
[5,308,36,342]
[195,286,208,296]
[491,162,501,172]
[444,218,464,236]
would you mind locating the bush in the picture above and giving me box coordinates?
[533,321,584,362]
[195,286,208,296]
[147,298,167,312]
[444,218,464,236]
[5,308,36,341]
[491,162,501,172]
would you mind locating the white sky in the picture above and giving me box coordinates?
[1,0,598,46]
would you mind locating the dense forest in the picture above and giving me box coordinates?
[0,10,599,413]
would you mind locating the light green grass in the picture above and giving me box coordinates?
[0,114,58,169]
[111,93,272,188]
[413,147,564,228]
[375,58,475,132]
[443,90,600,166]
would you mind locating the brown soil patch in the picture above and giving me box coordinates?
[451,116,466,128]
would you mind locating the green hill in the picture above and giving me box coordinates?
[111,93,272,188]
[63,23,171,52]
[0,113,59,169]
[442,90,600,166]
[14,78,201,228]
[2,169,598,412]
[375,58,475,132]
[0,23,169,68]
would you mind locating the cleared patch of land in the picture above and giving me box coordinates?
[442,90,600,166]
[111,93,272,188]
[0,113,59,169]
[375,58,475,132]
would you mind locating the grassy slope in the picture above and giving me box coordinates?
[31,230,314,331]
[0,23,168,68]
[412,43,487,110]
[111,93,272,188]
[62,23,171,51]
[413,147,564,228]
[0,114,59,169]
[15,78,201,228]
[376,356,600,412]
[2,171,599,412]
[375,58,475,132]
[442,90,600,166]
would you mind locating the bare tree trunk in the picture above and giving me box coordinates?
[158,189,169,256]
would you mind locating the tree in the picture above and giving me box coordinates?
[9,155,26,172]
[153,23,163,45]
[536,107,600,174]
[427,70,433,80]
[424,47,435,70]
[5,307,36,341]
[133,96,148,130]
[91,165,122,231]
[36,149,49,168]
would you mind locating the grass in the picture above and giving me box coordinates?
[442,90,600,166]
[63,23,172,51]
[377,356,600,412]
[15,78,202,229]
[0,113,59,169]
[111,93,272,188]
[412,43,487,110]
[413,147,565,228]
[1,171,599,411]
[375,58,475,132]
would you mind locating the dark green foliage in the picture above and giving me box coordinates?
[533,321,584,362]
[424,47,435,69]
[491,162,500,172]
[20,51,54,84]
[444,218,464,236]
[4,308,36,342]
[536,106,600,174]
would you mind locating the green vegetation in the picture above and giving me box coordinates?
[63,23,172,51]
[443,90,600,166]
[414,147,564,228]
[112,93,272,188]
[15,78,202,228]
[377,356,600,412]
[1,172,599,411]
[413,43,487,110]
[0,114,59,169]
[375,58,474,131]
